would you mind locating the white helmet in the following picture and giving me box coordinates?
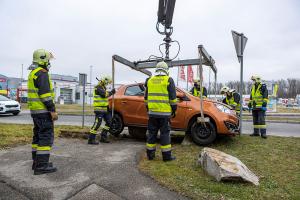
[251,75,261,83]
[155,61,169,75]
[229,89,236,93]
[220,86,230,94]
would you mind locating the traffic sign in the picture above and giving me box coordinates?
[232,30,248,63]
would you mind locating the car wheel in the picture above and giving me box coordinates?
[128,126,147,140]
[191,121,216,145]
[12,112,20,116]
[109,114,124,136]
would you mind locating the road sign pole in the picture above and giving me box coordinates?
[239,34,244,135]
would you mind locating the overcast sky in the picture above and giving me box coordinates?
[0,0,299,85]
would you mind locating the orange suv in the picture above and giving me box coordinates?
[109,83,239,145]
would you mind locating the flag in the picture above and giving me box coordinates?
[187,65,194,83]
[179,66,185,81]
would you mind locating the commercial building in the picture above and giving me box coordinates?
[1,73,94,104]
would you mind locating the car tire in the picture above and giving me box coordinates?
[128,126,147,140]
[12,112,20,116]
[190,121,216,145]
[109,114,124,137]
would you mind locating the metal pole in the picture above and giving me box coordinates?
[112,57,115,118]
[20,64,23,102]
[208,68,211,97]
[176,66,179,86]
[89,65,93,107]
[215,73,217,100]
[239,34,244,135]
[186,66,188,91]
[82,75,86,128]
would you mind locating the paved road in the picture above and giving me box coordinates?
[0,138,188,200]
[0,112,299,137]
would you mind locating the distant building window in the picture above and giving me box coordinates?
[76,92,80,100]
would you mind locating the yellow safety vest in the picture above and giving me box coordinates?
[146,76,176,116]
[93,86,108,112]
[226,93,240,112]
[251,83,267,108]
[193,87,206,98]
[27,67,54,114]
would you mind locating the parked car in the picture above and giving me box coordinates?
[0,95,21,115]
[109,83,239,145]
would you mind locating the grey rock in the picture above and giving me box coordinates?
[198,147,259,185]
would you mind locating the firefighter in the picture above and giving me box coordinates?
[144,61,177,161]
[27,49,58,175]
[189,79,207,98]
[248,75,268,138]
[88,76,115,144]
[220,87,241,114]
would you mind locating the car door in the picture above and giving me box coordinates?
[170,89,188,129]
[121,84,148,126]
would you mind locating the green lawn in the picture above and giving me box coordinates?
[139,136,300,200]
[0,123,89,149]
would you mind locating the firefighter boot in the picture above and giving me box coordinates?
[88,134,99,145]
[261,130,267,139]
[162,151,176,162]
[100,130,110,143]
[147,149,156,160]
[34,154,57,175]
[32,151,53,170]
[250,128,260,137]
[32,151,36,170]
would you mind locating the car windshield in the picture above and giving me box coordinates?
[0,95,10,101]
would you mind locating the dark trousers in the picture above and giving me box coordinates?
[32,114,54,160]
[252,109,266,135]
[89,111,112,139]
[146,117,171,158]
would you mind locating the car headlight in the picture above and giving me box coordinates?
[214,103,232,114]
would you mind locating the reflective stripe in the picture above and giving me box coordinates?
[41,96,53,102]
[93,100,108,103]
[27,89,38,93]
[160,144,172,152]
[148,93,169,97]
[32,144,38,149]
[37,150,50,155]
[30,109,49,114]
[146,143,157,150]
[102,126,110,130]
[148,100,169,103]
[27,98,42,102]
[90,129,97,134]
[37,146,51,151]
[254,125,266,128]
[148,111,171,116]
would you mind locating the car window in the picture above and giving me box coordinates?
[125,85,144,96]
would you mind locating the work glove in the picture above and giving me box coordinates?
[111,88,116,95]
[248,102,252,109]
[50,112,58,121]
[171,110,176,118]
[262,101,267,107]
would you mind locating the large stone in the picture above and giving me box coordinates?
[198,148,259,185]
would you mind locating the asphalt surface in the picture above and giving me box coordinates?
[0,112,299,137]
[0,138,188,200]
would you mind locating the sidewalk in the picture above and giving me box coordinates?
[0,138,188,200]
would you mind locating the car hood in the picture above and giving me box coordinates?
[0,100,20,105]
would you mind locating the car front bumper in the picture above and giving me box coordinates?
[0,105,21,114]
